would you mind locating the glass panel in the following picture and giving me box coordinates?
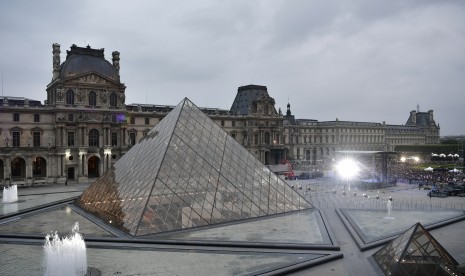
[76,98,311,237]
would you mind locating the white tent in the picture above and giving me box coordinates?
[449,168,461,173]
[424,167,434,172]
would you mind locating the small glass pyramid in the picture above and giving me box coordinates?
[75,98,312,236]
[373,222,460,276]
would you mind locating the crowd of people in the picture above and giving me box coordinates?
[288,157,464,188]
[388,164,463,185]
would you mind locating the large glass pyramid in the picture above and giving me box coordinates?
[373,222,460,276]
[75,98,312,237]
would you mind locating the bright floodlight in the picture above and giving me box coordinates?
[336,158,359,180]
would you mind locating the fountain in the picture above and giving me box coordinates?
[384,197,394,220]
[43,222,87,276]
[2,185,18,203]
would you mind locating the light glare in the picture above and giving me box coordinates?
[336,158,359,179]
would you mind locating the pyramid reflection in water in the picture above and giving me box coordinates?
[76,98,312,237]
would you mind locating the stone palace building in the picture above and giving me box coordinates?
[0,44,440,185]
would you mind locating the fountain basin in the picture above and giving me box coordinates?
[337,208,465,250]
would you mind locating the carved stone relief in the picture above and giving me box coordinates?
[79,74,107,84]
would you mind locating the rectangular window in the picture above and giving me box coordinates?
[130,117,135,124]
[221,120,225,127]
[111,132,118,146]
[145,118,150,125]
[68,131,75,147]
[231,133,236,139]
[232,121,235,127]
[33,132,41,147]
[254,133,259,145]
[13,113,20,122]
[12,131,20,147]
[34,114,40,122]
[129,132,136,146]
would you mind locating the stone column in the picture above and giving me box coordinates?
[4,157,11,182]
[77,154,82,177]
[99,157,104,176]
[83,154,88,177]
[56,127,61,148]
[106,127,110,146]
[101,154,105,174]
[26,155,32,179]
[46,154,52,181]
[84,127,88,146]
[77,127,81,146]
[61,155,65,176]
[120,129,124,147]
[99,131,103,148]
[61,127,65,147]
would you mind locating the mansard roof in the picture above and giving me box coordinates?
[230,84,272,115]
[0,96,42,107]
[59,45,119,82]
[405,111,436,127]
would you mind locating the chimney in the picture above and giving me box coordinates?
[112,51,120,73]
[428,110,434,123]
[410,110,416,124]
[52,43,61,80]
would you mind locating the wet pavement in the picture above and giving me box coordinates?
[1,179,464,275]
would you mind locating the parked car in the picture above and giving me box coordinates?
[428,190,448,198]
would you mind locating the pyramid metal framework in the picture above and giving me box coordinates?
[76,98,312,237]
[373,222,460,276]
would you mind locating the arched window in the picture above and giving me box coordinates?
[89,129,99,147]
[89,91,97,106]
[110,92,117,107]
[11,157,26,178]
[66,89,75,105]
[32,157,47,177]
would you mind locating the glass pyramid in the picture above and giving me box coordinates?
[373,222,460,276]
[75,98,312,237]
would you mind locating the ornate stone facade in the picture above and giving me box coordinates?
[0,44,440,186]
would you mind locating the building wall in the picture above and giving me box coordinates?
[0,44,441,186]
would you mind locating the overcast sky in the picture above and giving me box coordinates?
[1,0,464,136]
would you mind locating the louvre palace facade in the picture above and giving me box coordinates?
[0,44,440,185]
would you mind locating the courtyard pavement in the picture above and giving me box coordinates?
[288,177,465,275]
[1,179,465,275]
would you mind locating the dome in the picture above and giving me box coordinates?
[59,45,119,82]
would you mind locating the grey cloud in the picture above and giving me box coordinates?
[0,0,464,136]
